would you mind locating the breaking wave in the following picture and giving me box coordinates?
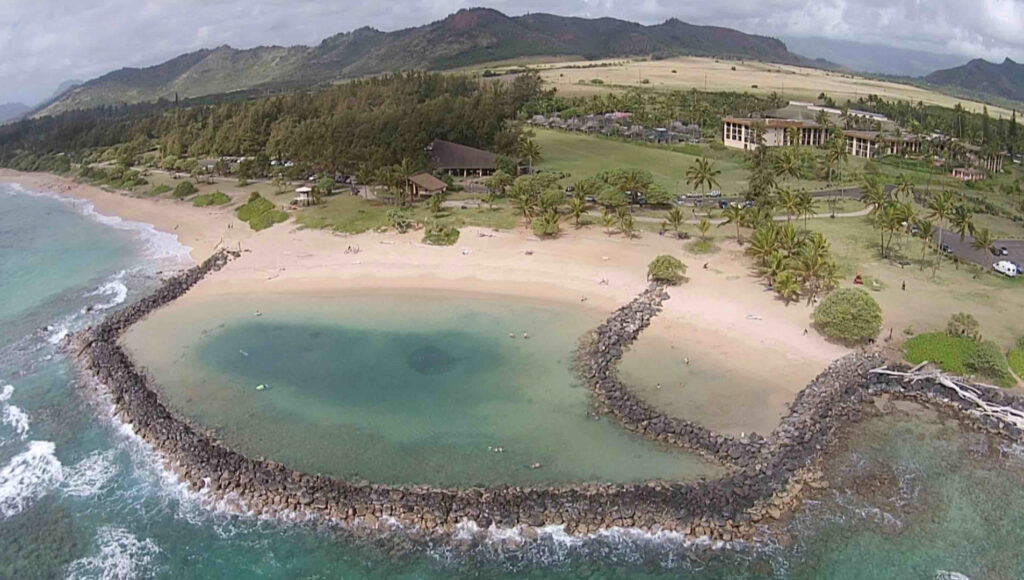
[0,384,29,440]
[66,526,161,580]
[0,440,63,518]
[63,450,119,498]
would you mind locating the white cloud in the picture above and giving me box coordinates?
[0,0,1020,104]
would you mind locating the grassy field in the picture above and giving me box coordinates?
[533,128,837,196]
[495,56,1021,119]
[295,193,520,233]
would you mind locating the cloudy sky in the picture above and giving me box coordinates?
[1,0,1021,105]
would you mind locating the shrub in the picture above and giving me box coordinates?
[423,222,460,246]
[247,209,288,231]
[532,211,561,238]
[812,288,882,345]
[172,181,197,199]
[647,255,687,285]
[236,192,287,231]
[192,192,230,207]
[965,340,1012,385]
[236,192,273,221]
[149,184,171,196]
[946,312,981,341]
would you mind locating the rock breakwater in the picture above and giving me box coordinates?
[69,253,1024,543]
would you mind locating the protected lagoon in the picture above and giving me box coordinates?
[122,292,724,487]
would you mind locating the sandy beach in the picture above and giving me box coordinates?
[1,169,849,434]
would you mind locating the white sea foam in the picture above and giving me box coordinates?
[0,440,63,518]
[86,271,130,311]
[63,450,119,498]
[66,526,161,580]
[0,384,30,441]
[3,182,191,267]
[935,572,970,580]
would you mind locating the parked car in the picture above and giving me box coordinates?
[995,246,1010,256]
[707,189,722,198]
[993,260,1019,278]
[941,244,953,254]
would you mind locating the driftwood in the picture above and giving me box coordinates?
[869,364,1024,431]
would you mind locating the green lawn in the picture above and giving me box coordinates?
[904,332,1015,387]
[534,128,837,197]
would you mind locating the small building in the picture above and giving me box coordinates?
[292,186,313,206]
[952,167,986,182]
[407,172,448,198]
[426,139,498,177]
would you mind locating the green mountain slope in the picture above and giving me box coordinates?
[924,58,1024,103]
[38,8,810,116]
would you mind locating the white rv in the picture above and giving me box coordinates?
[992,260,1019,278]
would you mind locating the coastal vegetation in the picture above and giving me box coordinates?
[812,288,882,345]
[422,222,460,246]
[236,193,288,231]
[173,180,197,199]
[192,191,231,207]
[1008,337,1024,379]
[904,333,1015,387]
[646,255,687,285]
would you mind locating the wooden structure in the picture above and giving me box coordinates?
[407,172,447,198]
[426,139,498,176]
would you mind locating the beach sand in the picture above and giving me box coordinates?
[1,169,849,435]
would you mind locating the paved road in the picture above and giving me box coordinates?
[934,228,1024,270]
[586,207,871,226]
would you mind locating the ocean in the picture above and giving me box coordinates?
[2,181,1023,579]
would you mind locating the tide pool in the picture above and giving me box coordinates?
[122,293,724,486]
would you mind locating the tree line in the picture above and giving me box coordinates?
[0,72,546,176]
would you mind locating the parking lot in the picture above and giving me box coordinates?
[935,228,1024,275]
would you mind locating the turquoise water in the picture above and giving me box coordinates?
[3,181,1024,578]
[122,294,722,485]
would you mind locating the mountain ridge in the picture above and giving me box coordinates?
[924,57,1024,104]
[37,8,815,117]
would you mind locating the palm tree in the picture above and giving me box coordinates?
[686,157,721,195]
[874,201,899,258]
[893,174,914,202]
[915,219,934,270]
[860,175,887,215]
[509,181,537,223]
[567,196,586,227]
[697,217,711,241]
[718,204,744,242]
[971,227,994,254]
[746,225,779,266]
[796,189,815,229]
[601,213,616,236]
[518,139,542,174]
[665,207,685,238]
[950,203,975,243]
[774,271,801,304]
[394,157,417,206]
[618,213,637,239]
[777,222,802,257]
[777,187,799,222]
[772,148,801,183]
[760,251,788,286]
[927,190,955,275]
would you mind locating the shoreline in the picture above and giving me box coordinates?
[66,250,1024,546]
[0,168,849,432]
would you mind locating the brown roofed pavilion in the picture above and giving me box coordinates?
[426,139,498,176]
